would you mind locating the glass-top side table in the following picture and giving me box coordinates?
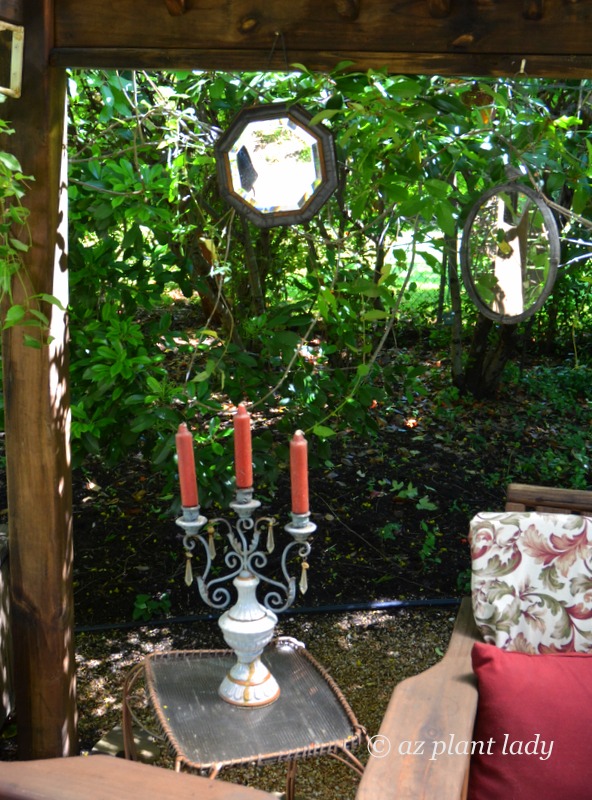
[122,638,366,799]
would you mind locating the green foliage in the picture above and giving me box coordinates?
[388,480,437,510]
[509,364,592,489]
[132,591,171,621]
[0,118,53,345]
[456,568,472,594]
[0,120,30,292]
[418,521,442,567]
[377,521,400,543]
[60,69,592,502]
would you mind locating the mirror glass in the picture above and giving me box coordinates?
[215,103,338,228]
[460,183,560,323]
[229,118,321,213]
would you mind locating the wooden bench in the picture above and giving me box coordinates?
[356,483,592,800]
[0,756,276,800]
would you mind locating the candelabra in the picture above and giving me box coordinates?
[177,487,316,707]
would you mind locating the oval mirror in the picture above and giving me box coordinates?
[215,102,339,228]
[460,183,560,324]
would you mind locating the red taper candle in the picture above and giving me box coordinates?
[234,403,253,489]
[176,422,199,507]
[290,430,309,515]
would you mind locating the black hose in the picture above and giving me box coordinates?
[75,596,461,634]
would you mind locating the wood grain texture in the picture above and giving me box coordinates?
[505,482,592,513]
[428,0,453,18]
[523,0,545,19]
[334,0,360,21]
[0,757,275,799]
[164,0,185,15]
[0,0,23,24]
[356,598,479,800]
[48,47,592,79]
[1,0,76,760]
[50,0,592,77]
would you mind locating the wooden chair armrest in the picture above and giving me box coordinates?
[356,598,480,800]
[505,483,592,514]
[0,756,276,800]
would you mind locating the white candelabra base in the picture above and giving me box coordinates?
[217,572,280,706]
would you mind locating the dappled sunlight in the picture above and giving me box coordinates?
[72,608,455,798]
[0,538,13,731]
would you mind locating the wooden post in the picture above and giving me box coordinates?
[1,0,77,758]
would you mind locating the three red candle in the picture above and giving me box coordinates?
[176,408,309,515]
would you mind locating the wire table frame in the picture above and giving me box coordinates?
[122,637,367,799]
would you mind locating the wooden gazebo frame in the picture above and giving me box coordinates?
[1,0,591,761]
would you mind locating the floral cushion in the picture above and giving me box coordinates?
[469,511,592,653]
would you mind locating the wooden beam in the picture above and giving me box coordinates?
[428,0,452,19]
[51,0,592,78]
[523,0,545,19]
[163,0,185,15]
[1,0,76,759]
[48,47,592,79]
[0,0,23,25]
[335,0,360,21]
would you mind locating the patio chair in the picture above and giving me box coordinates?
[0,755,276,799]
[356,483,592,800]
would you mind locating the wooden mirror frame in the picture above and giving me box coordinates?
[460,182,560,324]
[214,102,339,229]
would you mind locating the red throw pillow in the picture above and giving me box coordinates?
[468,642,592,800]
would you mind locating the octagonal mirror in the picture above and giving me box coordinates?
[460,183,560,324]
[215,103,338,228]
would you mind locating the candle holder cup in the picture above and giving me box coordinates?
[177,487,315,707]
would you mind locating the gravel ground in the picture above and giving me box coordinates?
[68,604,458,798]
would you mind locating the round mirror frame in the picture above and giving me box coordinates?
[214,102,339,229]
[460,182,560,324]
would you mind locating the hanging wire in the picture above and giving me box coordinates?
[266,31,289,71]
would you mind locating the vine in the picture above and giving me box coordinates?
[0,117,63,347]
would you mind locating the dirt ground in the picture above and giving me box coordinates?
[71,370,511,631]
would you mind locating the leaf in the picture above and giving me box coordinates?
[23,334,42,349]
[434,200,457,237]
[416,496,437,510]
[146,376,161,393]
[36,293,65,310]
[362,309,389,321]
[313,425,336,439]
[0,151,22,172]
[424,178,453,199]
[308,109,341,126]
[570,574,592,596]
[29,309,50,326]
[289,63,312,75]
[3,304,25,328]
[572,184,589,215]
[9,237,28,252]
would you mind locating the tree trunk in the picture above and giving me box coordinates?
[445,233,464,386]
[240,217,265,316]
[459,315,518,398]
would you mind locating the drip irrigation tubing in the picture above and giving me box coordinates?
[75,596,461,634]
